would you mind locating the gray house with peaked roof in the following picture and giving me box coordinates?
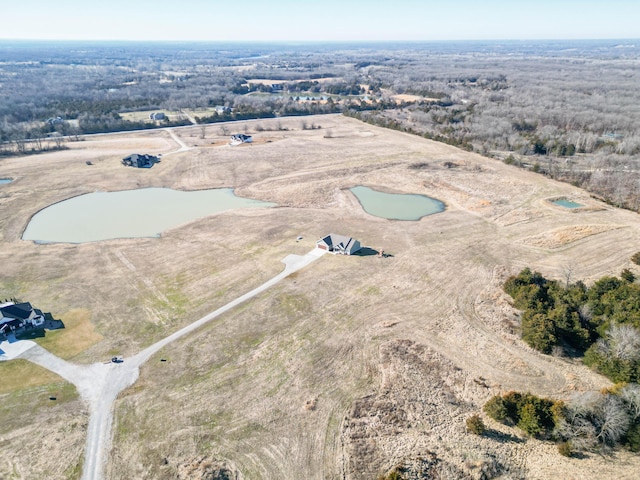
[316,233,362,255]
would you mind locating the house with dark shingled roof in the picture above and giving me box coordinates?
[316,233,362,255]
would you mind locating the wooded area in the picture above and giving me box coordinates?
[501,261,640,455]
[1,39,639,209]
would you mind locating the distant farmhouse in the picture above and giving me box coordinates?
[229,134,253,146]
[46,116,64,126]
[0,301,45,341]
[214,105,232,115]
[316,233,362,255]
[149,112,166,121]
[122,153,159,168]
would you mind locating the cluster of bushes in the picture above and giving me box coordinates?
[483,391,563,437]
[503,266,640,383]
[491,261,640,456]
[480,386,640,455]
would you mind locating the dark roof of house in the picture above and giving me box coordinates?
[0,302,34,320]
[122,153,158,167]
[0,318,22,329]
[320,233,352,247]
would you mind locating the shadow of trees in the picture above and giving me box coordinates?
[483,429,526,444]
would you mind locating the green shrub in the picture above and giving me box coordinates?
[484,395,508,422]
[483,392,559,437]
[521,312,557,353]
[378,468,404,480]
[632,252,640,266]
[557,441,573,457]
[518,403,543,436]
[624,422,640,452]
[466,414,486,435]
[621,268,636,283]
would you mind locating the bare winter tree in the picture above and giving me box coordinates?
[562,262,576,288]
[620,384,640,420]
[52,133,64,149]
[578,304,593,324]
[593,394,630,448]
[554,415,596,451]
[558,391,631,451]
[596,324,640,362]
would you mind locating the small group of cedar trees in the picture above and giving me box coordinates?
[504,257,640,383]
[476,385,640,456]
[468,253,640,456]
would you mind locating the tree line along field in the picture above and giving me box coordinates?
[1,40,639,211]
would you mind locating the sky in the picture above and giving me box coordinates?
[1,0,639,42]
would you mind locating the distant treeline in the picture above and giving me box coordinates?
[1,40,639,209]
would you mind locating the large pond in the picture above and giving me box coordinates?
[552,198,583,209]
[350,186,445,220]
[23,187,276,243]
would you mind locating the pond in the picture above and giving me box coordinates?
[22,187,276,243]
[552,198,583,209]
[0,178,13,184]
[350,186,445,220]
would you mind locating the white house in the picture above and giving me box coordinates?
[316,233,362,255]
[230,133,253,146]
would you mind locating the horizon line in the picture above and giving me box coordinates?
[0,37,638,44]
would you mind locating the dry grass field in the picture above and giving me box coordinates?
[1,115,640,479]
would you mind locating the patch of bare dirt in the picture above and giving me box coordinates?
[341,340,522,480]
[175,457,243,480]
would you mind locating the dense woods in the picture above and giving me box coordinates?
[1,39,640,208]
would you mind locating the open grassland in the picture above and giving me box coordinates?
[34,308,104,359]
[1,115,640,479]
[0,359,65,394]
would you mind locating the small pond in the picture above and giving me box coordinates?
[350,185,445,220]
[0,178,13,184]
[22,187,276,243]
[552,198,583,209]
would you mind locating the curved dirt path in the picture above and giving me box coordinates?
[2,248,326,480]
[163,128,192,155]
